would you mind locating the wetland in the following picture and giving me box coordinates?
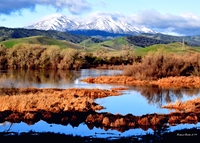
[1,69,200,142]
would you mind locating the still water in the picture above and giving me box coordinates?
[0,69,200,138]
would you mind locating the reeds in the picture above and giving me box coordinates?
[0,86,124,112]
[162,98,200,113]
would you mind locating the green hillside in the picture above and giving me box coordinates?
[2,35,200,57]
[0,27,88,43]
[138,33,200,46]
[134,42,200,56]
[80,37,136,52]
[0,36,84,49]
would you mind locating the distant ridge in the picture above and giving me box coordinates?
[137,33,200,46]
[0,27,89,43]
[2,26,200,48]
[0,36,83,49]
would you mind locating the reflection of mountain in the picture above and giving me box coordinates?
[0,70,81,87]
[130,85,200,107]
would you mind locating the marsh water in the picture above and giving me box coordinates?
[0,69,200,138]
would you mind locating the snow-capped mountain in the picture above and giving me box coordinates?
[25,15,156,35]
[77,17,155,34]
[25,15,79,31]
[77,17,133,33]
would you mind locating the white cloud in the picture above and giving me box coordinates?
[67,10,200,35]
[0,0,92,15]
[32,9,200,35]
[83,11,127,23]
[129,10,200,35]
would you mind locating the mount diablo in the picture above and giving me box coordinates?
[25,15,156,36]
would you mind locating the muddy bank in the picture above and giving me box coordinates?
[162,98,200,113]
[0,87,125,113]
[0,110,200,132]
[82,76,200,88]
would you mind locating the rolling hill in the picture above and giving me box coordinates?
[1,35,200,58]
[2,26,200,53]
[80,33,200,51]
[0,36,84,49]
[79,37,136,52]
[137,33,200,47]
[0,27,89,44]
[134,42,200,56]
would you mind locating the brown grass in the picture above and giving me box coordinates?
[162,98,200,113]
[82,75,200,88]
[0,87,124,112]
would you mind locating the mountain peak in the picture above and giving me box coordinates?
[25,14,79,31]
[25,15,156,35]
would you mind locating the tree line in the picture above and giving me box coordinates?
[0,43,139,70]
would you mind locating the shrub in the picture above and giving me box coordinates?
[123,52,200,80]
[57,49,82,70]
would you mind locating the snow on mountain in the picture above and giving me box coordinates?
[25,15,156,35]
[77,17,136,34]
[25,15,79,31]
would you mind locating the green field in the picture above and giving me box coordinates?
[2,36,200,57]
[79,37,136,54]
[0,36,84,49]
[134,42,200,56]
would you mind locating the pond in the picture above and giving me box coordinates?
[0,69,200,138]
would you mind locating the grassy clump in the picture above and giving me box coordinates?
[123,52,200,80]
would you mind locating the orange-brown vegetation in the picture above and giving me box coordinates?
[82,75,200,88]
[0,43,138,70]
[0,87,124,113]
[0,86,200,131]
[162,98,200,113]
[83,76,148,85]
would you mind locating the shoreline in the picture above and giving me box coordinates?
[82,75,200,88]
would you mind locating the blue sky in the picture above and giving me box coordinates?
[1,0,200,35]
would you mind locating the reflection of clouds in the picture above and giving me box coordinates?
[95,98,105,105]
[0,122,12,133]
[80,69,122,78]
[74,78,79,84]
[74,83,119,89]
[0,121,10,126]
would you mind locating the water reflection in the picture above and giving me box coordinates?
[0,69,81,88]
[1,120,200,140]
[95,86,200,115]
[0,69,122,88]
[129,85,200,107]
